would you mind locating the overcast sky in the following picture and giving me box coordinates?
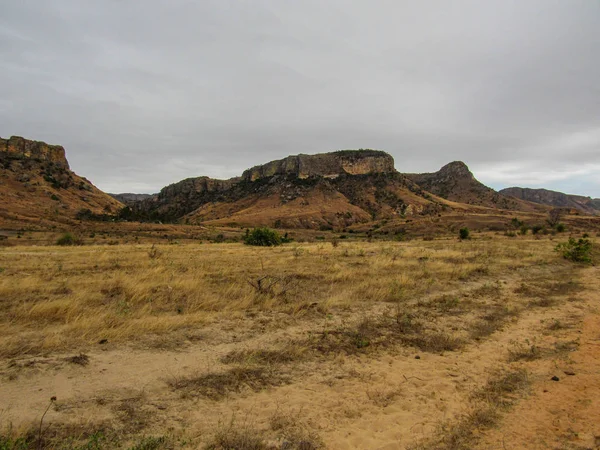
[1,1,599,196]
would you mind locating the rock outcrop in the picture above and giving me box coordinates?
[241,150,395,181]
[500,187,600,215]
[0,136,69,169]
[0,135,122,226]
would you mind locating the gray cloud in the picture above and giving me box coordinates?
[1,0,599,196]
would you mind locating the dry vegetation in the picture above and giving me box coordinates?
[0,234,598,449]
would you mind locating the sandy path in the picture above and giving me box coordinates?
[478,266,600,450]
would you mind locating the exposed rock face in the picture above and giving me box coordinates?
[0,136,122,226]
[500,187,600,215]
[130,176,240,221]
[0,136,69,169]
[241,150,395,181]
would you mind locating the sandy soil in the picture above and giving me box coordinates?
[1,265,598,449]
[478,266,600,450]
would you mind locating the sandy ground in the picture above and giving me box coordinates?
[1,265,598,449]
[478,267,600,450]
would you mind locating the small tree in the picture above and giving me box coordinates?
[459,227,470,240]
[556,223,566,233]
[243,227,282,246]
[547,208,563,228]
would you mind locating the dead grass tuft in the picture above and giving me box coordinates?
[269,409,324,449]
[221,345,307,366]
[64,353,89,366]
[507,342,542,362]
[469,306,517,340]
[168,366,285,400]
[402,332,465,353]
[473,368,530,407]
[205,417,266,450]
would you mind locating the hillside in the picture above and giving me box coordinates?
[0,136,123,227]
[500,187,600,215]
[127,150,453,228]
[404,161,547,212]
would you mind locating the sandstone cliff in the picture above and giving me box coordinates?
[241,150,395,181]
[0,136,69,168]
[0,136,122,227]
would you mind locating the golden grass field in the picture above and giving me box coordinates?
[1,235,599,449]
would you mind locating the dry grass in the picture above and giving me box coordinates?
[507,342,542,362]
[0,236,589,448]
[168,366,286,400]
[412,368,530,450]
[0,239,565,358]
[221,345,307,366]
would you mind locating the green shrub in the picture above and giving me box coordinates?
[56,232,82,246]
[459,227,470,240]
[531,225,544,235]
[519,224,529,235]
[555,237,593,264]
[243,227,282,246]
[556,223,566,233]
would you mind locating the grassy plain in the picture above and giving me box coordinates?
[0,235,598,449]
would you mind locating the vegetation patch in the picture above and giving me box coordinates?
[168,366,285,400]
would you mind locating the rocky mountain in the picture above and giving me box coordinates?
[500,187,600,215]
[405,161,546,212]
[0,136,123,226]
[128,150,448,228]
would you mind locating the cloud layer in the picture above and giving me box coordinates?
[1,1,599,196]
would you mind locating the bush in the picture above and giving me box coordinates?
[459,228,470,240]
[519,224,529,235]
[243,227,282,246]
[555,237,593,264]
[56,232,82,246]
[556,223,566,233]
[531,225,544,235]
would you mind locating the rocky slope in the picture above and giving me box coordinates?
[128,150,448,228]
[500,187,600,215]
[405,161,546,212]
[0,136,123,226]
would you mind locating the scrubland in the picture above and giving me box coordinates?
[0,235,599,449]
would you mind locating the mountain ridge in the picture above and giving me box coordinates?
[500,187,600,215]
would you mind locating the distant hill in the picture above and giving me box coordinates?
[109,193,156,205]
[404,161,546,212]
[126,152,550,229]
[500,187,600,215]
[0,136,123,226]
[5,137,593,231]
